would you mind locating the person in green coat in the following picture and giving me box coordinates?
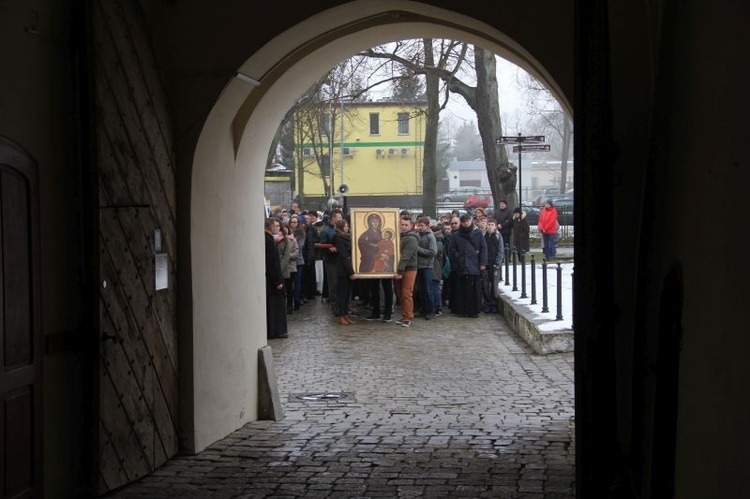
[394,215,419,327]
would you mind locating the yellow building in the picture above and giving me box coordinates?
[296,101,426,209]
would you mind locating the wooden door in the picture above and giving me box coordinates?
[0,138,42,498]
[96,208,177,493]
[90,1,179,493]
[89,0,178,493]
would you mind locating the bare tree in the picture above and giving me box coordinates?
[517,71,574,193]
[362,42,517,208]
[422,38,440,217]
[453,121,483,160]
[268,57,381,205]
[334,39,461,215]
[436,121,454,184]
[474,47,516,207]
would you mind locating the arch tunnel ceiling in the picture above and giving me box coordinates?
[221,9,572,152]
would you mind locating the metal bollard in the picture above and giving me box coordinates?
[556,262,563,320]
[520,251,527,298]
[541,258,549,313]
[497,251,503,281]
[530,254,537,305]
[504,245,510,286]
[511,248,518,291]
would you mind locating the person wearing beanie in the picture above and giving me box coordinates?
[493,200,513,252]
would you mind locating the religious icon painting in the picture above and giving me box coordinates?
[350,207,401,278]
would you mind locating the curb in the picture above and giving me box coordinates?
[497,290,574,355]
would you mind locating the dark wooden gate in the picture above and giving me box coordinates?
[0,138,42,498]
[96,208,177,492]
[92,0,178,493]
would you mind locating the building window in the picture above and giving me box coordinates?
[369,113,380,135]
[320,154,330,177]
[397,112,410,134]
[320,113,331,137]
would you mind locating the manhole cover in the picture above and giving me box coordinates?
[293,392,353,401]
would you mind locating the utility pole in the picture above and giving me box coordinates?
[339,98,345,191]
[328,106,334,200]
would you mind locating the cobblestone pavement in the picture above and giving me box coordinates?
[108,297,575,498]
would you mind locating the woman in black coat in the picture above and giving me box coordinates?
[510,207,531,263]
[264,218,288,338]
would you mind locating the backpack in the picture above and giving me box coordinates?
[442,253,451,279]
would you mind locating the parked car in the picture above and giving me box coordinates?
[520,204,541,225]
[534,189,574,206]
[441,187,486,203]
[463,192,493,210]
[552,197,574,225]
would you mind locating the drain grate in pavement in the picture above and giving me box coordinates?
[292,391,354,402]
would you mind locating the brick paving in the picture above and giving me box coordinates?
[107,296,575,498]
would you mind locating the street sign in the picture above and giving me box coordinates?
[512,144,551,153]
[496,134,548,208]
[496,135,545,145]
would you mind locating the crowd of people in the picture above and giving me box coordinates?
[263,198,559,338]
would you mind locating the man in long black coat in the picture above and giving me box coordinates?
[447,214,488,318]
[265,217,288,339]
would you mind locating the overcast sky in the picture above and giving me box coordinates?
[443,57,528,132]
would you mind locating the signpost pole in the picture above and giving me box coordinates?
[496,135,549,210]
[517,132,523,207]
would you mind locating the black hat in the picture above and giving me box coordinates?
[513,207,523,214]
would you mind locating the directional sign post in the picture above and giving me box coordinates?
[512,144,551,153]
[496,135,545,145]
[495,133,548,207]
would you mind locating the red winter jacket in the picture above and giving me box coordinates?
[538,206,559,235]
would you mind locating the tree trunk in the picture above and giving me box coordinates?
[422,38,439,217]
[474,46,516,208]
[560,116,572,192]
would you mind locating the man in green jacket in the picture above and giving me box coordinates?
[394,215,419,327]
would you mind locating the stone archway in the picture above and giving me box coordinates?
[187,1,573,453]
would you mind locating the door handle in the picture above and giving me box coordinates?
[101,332,121,343]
